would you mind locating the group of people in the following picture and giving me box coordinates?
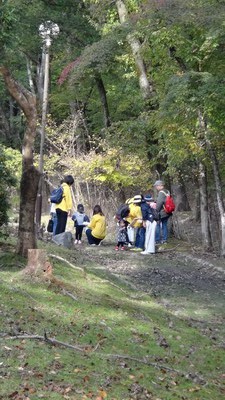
[114,180,172,254]
[49,175,106,246]
[49,176,173,252]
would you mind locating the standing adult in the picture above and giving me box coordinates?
[141,194,158,255]
[154,180,171,244]
[86,205,106,245]
[55,175,74,235]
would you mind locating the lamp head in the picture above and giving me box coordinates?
[39,21,59,45]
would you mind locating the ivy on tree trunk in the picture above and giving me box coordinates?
[0,66,40,257]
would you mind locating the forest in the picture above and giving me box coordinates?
[1,2,225,399]
[1,0,225,257]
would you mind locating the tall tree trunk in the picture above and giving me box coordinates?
[0,66,40,257]
[198,110,225,256]
[194,190,201,222]
[116,0,154,99]
[171,181,190,211]
[198,162,212,250]
[95,75,111,127]
[26,57,35,95]
[205,136,225,256]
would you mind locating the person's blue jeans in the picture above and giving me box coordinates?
[135,227,146,249]
[52,212,57,236]
[155,217,169,243]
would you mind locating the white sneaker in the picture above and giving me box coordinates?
[78,240,82,244]
[74,240,78,244]
[141,251,155,255]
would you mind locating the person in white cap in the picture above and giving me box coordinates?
[154,180,171,244]
[141,194,159,255]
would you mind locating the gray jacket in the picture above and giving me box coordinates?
[156,189,170,219]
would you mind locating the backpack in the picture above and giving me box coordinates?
[72,212,90,226]
[152,207,160,221]
[115,204,130,220]
[47,218,54,233]
[50,186,64,204]
[146,206,159,222]
[161,191,175,214]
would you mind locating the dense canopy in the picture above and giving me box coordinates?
[0,0,225,256]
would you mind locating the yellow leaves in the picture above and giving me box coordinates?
[97,389,107,398]
[72,147,150,189]
[188,386,201,392]
[80,388,107,399]
[74,367,82,373]
[97,175,107,182]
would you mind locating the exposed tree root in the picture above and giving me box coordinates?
[49,254,85,274]
[4,333,206,382]
[103,353,181,374]
[7,332,85,352]
[61,289,78,301]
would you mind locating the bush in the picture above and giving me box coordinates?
[0,147,17,229]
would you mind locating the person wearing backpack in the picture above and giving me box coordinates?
[154,180,175,245]
[55,175,74,235]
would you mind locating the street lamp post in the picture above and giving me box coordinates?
[36,21,59,232]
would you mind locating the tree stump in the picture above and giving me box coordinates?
[23,249,53,278]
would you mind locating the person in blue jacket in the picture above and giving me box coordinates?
[141,194,158,255]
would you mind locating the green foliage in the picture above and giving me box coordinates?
[155,70,225,173]
[0,146,18,228]
[71,146,150,190]
[1,0,225,205]
[66,28,128,84]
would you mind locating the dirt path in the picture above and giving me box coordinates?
[78,240,225,332]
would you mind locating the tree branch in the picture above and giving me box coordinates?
[49,254,85,274]
[7,332,86,352]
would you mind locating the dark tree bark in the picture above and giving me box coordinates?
[198,161,212,250]
[194,190,201,222]
[0,66,40,257]
[198,110,225,256]
[205,135,225,256]
[95,75,111,128]
[171,181,190,211]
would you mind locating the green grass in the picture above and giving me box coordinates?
[0,241,225,400]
